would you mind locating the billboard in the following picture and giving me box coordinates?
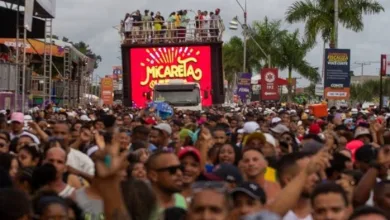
[380,54,390,76]
[324,49,351,100]
[236,73,251,103]
[260,68,279,100]
[129,46,212,107]
[112,66,123,81]
[101,77,114,105]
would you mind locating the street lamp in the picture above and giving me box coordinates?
[230,16,271,68]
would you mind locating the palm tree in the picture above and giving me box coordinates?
[285,0,384,47]
[277,29,320,103]
[223,36,245,84]
[350,79,390,103]
[249,17,288,68]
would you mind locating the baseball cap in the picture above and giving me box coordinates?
[243,122,260,134]
[178,147,201,162]
[309,123,321,135]
[230,182,267,204]
[213,163,243,184]
[11,112,24,123]
[354,127,371,139]
[154,123,172,135]
[80,115,91,122]
[243,132,266,147]
[144,117,157,125]
[271,117,281,124]
[270,124,289,134]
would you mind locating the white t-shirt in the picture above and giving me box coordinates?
[67,148,95,176]
[283,211,312,220]
[125,17,133,32]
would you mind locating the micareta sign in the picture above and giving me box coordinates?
[130,46,212,107]
[324,49,351,100]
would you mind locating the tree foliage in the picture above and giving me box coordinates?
[350,79,390,103]
[285,0,384,46]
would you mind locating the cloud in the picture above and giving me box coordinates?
[52,0,388,86]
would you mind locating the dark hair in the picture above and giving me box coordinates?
[0,130,10,142]
[348,205,388,220]
[132,125,150,136]
[32,190,68,217]
[0,188,31,220]
[32,163,57,192]
[132,140,148,151]
[15,167,34,192]
[0,167,13,188]
[19,145,42,166]
[311,182,349,207]
[145,150,174,171]
[325,152,350,179]
[276,152,314,186]
[121,179,157,220]
[0,153,15,173]
[64,198,83,220]
[216,143,241,166]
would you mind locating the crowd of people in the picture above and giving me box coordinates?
[1,103,390,220]
[120,9,224,44]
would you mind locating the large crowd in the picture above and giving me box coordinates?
[120,9,224,44]
[1,103,390,220]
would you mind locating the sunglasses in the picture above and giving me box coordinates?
[155,164,184,175]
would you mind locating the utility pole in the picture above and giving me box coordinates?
[235,0,247,72]
[354,61,380,76]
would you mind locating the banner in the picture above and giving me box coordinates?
[24,0,34,32]
[324,49,351,100]
[112,66,123,81]
[261,68,279,100]
[0,38,64,57]
[380,54,390,76]
[101,77,113,105]
[236,73,251,103]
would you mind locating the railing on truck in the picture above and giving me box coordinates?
[120,19,225,45]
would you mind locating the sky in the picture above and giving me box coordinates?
[52,0,390,87]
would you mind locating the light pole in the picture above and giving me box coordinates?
[234,0,247,73]
[230,17,271,68]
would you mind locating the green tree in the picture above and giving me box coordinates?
[223,36,244,84]
[285,0,384,47]
[73,41,102,69]
[276,29,319,103]
[248,17,287,68]
[350,79,390,103]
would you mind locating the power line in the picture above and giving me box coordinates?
[354,61,380,76]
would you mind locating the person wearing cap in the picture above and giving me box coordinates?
[354,126,372,145]
[10,112,40,144]
[230,182,267,218]
[241,148,281,202]
[151,123,172,149]
[178,147,202,202]
[213,163,243,190]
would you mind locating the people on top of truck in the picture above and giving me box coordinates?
[120,8,224,44]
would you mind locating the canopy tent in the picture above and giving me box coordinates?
[1,0,56,18]
[0,38,88,63]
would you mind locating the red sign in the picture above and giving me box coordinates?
[261,68,279,100]
[130,46,212,107]
[381,54,387,76]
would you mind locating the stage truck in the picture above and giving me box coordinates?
[120,19,225,109]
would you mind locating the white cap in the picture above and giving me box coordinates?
[243,122,259,134]
[154,123,172,135]
[237,128,245,134]
[263,133,276,147]
[271,117,281,124]
[87,145,99,157]
[80,115,91,122]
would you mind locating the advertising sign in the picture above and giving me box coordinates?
[380,54,390,76]
[130,46,212,107]
[100,77,113,105]
[260,68,279,100]
[236,73,251,103]
[112,66,123,81]
[324,49,351,100]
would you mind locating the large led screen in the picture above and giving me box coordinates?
[130,46,212,107]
